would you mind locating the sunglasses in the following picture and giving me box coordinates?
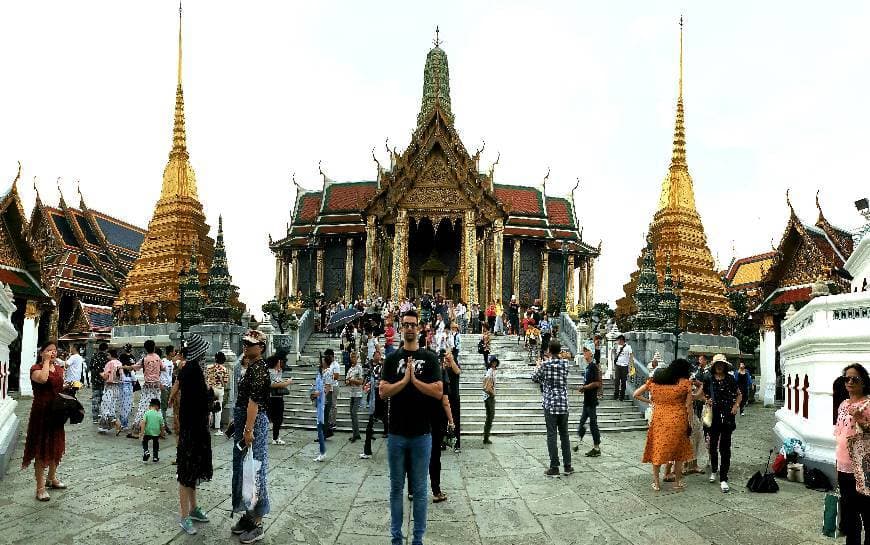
[401,322,419,328]
[845,376,863,384]
[243,341,261,347]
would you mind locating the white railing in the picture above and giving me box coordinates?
[293,309,315,363]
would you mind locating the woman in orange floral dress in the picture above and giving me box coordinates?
[634,358,694,491]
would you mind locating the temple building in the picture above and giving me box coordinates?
[742,193,854,405]
[0,166,51,394]
[616,22,735,333]
[29,184,145,343]
[270,33,599,310]
[113,6,215,325]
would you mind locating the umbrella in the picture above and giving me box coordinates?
[327,308,363,331]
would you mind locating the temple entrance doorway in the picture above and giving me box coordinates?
[406,217,462,301]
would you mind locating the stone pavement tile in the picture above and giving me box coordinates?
[508,467,572,498]
[538,512,629,545]
[335,532,397,545]
[471,498,543,538]
[0,505,100,543]
[686,511,804,545]
[769,513,833,544]
[587,490,660,523]
[340,499,393,536]
[279,505,352,544]
[480,532,555,545]
[426,490,475,522]
[466,475,519,500]
[498,453,546,469]
[291,481,358,515]
[353,474,392,505]
[525,489,590,516]
[51,482,155,518]
[647,491,727,523]
[0,496,39,518]
[71,509,183,545]
[564,472,625,497]
[425,518,483,544]
[611,512,711,545]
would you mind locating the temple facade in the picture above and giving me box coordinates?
[616,22,735,333]
[113,6,215,325]
[270,36,599,310]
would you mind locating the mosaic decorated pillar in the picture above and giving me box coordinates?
[512,238,521,300]
[345,238,354,299]
[492,219,504,304]
[579,258,588,312]
[566,254,576,314]
[540,250,549,310]
[391,209,409,302]
[586,258,595,310]
[364,215,376,298]
[315,248,324,294]
[0,282,19,479]
[18,301,40,398]
[274,256,281,299]
[463,209,478,305]
[291,250,299,296]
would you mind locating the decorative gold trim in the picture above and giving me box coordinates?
[364,216,376,297]
[345,238,354,299]
[540,250,549,309]
[512,238,521,300]
[315,248,324,294]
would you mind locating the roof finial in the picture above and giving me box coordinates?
[177,1,183,86]
[10,161,21,191]
[433,25,441,48]
[679,14,684,100]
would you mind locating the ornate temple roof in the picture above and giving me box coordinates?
[616,20,735,331]
[272,30,596,259]
[0,165,50,301]
[115,5,214,312]
[723,251,776,291]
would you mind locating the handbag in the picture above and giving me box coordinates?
[701,404,713,428]
[241,447,261,511]
[847,399,870,495]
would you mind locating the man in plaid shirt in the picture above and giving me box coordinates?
[531,341,573,476]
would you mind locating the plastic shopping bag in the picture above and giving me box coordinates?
[241,447,262,511]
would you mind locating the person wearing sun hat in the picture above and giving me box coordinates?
[230,329,272,543]
[174,333,213,535]
[703,353,741,493]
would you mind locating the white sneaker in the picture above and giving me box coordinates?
[709,471,717,483]
[313,454,325,462]
[214,430,224,436]
[359,454,371,459]
[720,481,730,493]
[274,439,286,445]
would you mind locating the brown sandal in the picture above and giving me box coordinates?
[48,480,67,490]
[433,493,448,503]
[36,488,50,501]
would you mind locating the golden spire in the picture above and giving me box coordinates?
[160,0,197,201]
[671,15,686,168]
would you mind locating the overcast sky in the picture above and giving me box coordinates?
[2,1,869,316]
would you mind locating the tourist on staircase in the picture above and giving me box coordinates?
[360,348,386,459]
[574,345,602,457]
[346,350,365,443]
[704,354,741,493]
[443,347,462,453]
[539,314,551,357]
[532,341,573,476]
[508,295,520,337]
[455,300,467,333]
[485,301,496,332]
[449,322,461,365]
[426,349,454,503]
[835,363,870,545]
[22,340,67,502]
[479,325,491,368]
[611,335,633,401]
[482,356,498,445]
[379,309,443,545]
[384,318,396,358]
[322,348,339,436]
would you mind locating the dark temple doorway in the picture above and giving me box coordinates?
[407,217,462,301]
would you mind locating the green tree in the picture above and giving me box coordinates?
[727,291,758,355]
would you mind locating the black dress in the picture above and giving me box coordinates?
[176,360,213,488]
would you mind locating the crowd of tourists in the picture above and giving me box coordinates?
[25,295,870,545]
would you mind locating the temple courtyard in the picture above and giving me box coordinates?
[0,393,834,545]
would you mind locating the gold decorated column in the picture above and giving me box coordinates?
[512,238,521,300]
[391,209,409,302]
[586,258,595,310]
[540,249,549,309]
[274,256,282,299]
[345,238,355,299]
[364,215,376,298]
[566,254,576,314]
[291,250,299,296]
[579,258,588,312]
[463,209,478,305]
[315,248,324,294]
[492,219,504,304]
[480,231,489,304]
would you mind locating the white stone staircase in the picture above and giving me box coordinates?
[281,332,648,435]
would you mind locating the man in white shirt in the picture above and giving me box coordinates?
[612,334,633,401]
[160,346,175,433]
[323,348,341,435]
[64,345,85,383]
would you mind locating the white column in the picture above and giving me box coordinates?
[18,301,40,397]
[761,319,777,407]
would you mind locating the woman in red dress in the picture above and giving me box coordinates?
[22,340,67,501]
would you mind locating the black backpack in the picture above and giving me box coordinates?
[747,450,779,493]
[804,468,833,491]
[477,339,485,354]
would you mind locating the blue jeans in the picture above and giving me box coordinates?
[388,433,432,545]
[578,404,600,446]
[317,423,326,455]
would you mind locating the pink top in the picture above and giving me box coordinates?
[139,353,164,385]
[835,397,870,472]
[384,326,395,347]
[102,359,122,384]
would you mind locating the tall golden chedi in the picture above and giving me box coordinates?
[615,20,735,333]
[114,5,214,324]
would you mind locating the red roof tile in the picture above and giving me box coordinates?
[546,197,574,228]
[771,286,812,306]
[504,227,549,238]
[323,182,377,213]
[316,225,365,234]
[494,185,544,216]
[295,193,322,223]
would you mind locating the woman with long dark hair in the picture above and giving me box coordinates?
[173,333,213,535]
[22,341,67,501]
[703,354,741,493]
[267,354,292,445]
[634,358,694,491]
[835,363,870,544]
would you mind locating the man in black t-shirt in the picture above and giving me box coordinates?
[379,310,442,545]
[574,345,602,456]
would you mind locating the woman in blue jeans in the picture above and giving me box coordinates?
[312,358,327,462]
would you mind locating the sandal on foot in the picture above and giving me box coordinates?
[673,480,686,491]
[36,488,50,501]
[48,480,67,490]
[663,474,676,483]
[433,493,448,503]
[651,482,661,491]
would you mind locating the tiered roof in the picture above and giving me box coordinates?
[0,165,50,301]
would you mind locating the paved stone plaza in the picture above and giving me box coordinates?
[0,393,836,545]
